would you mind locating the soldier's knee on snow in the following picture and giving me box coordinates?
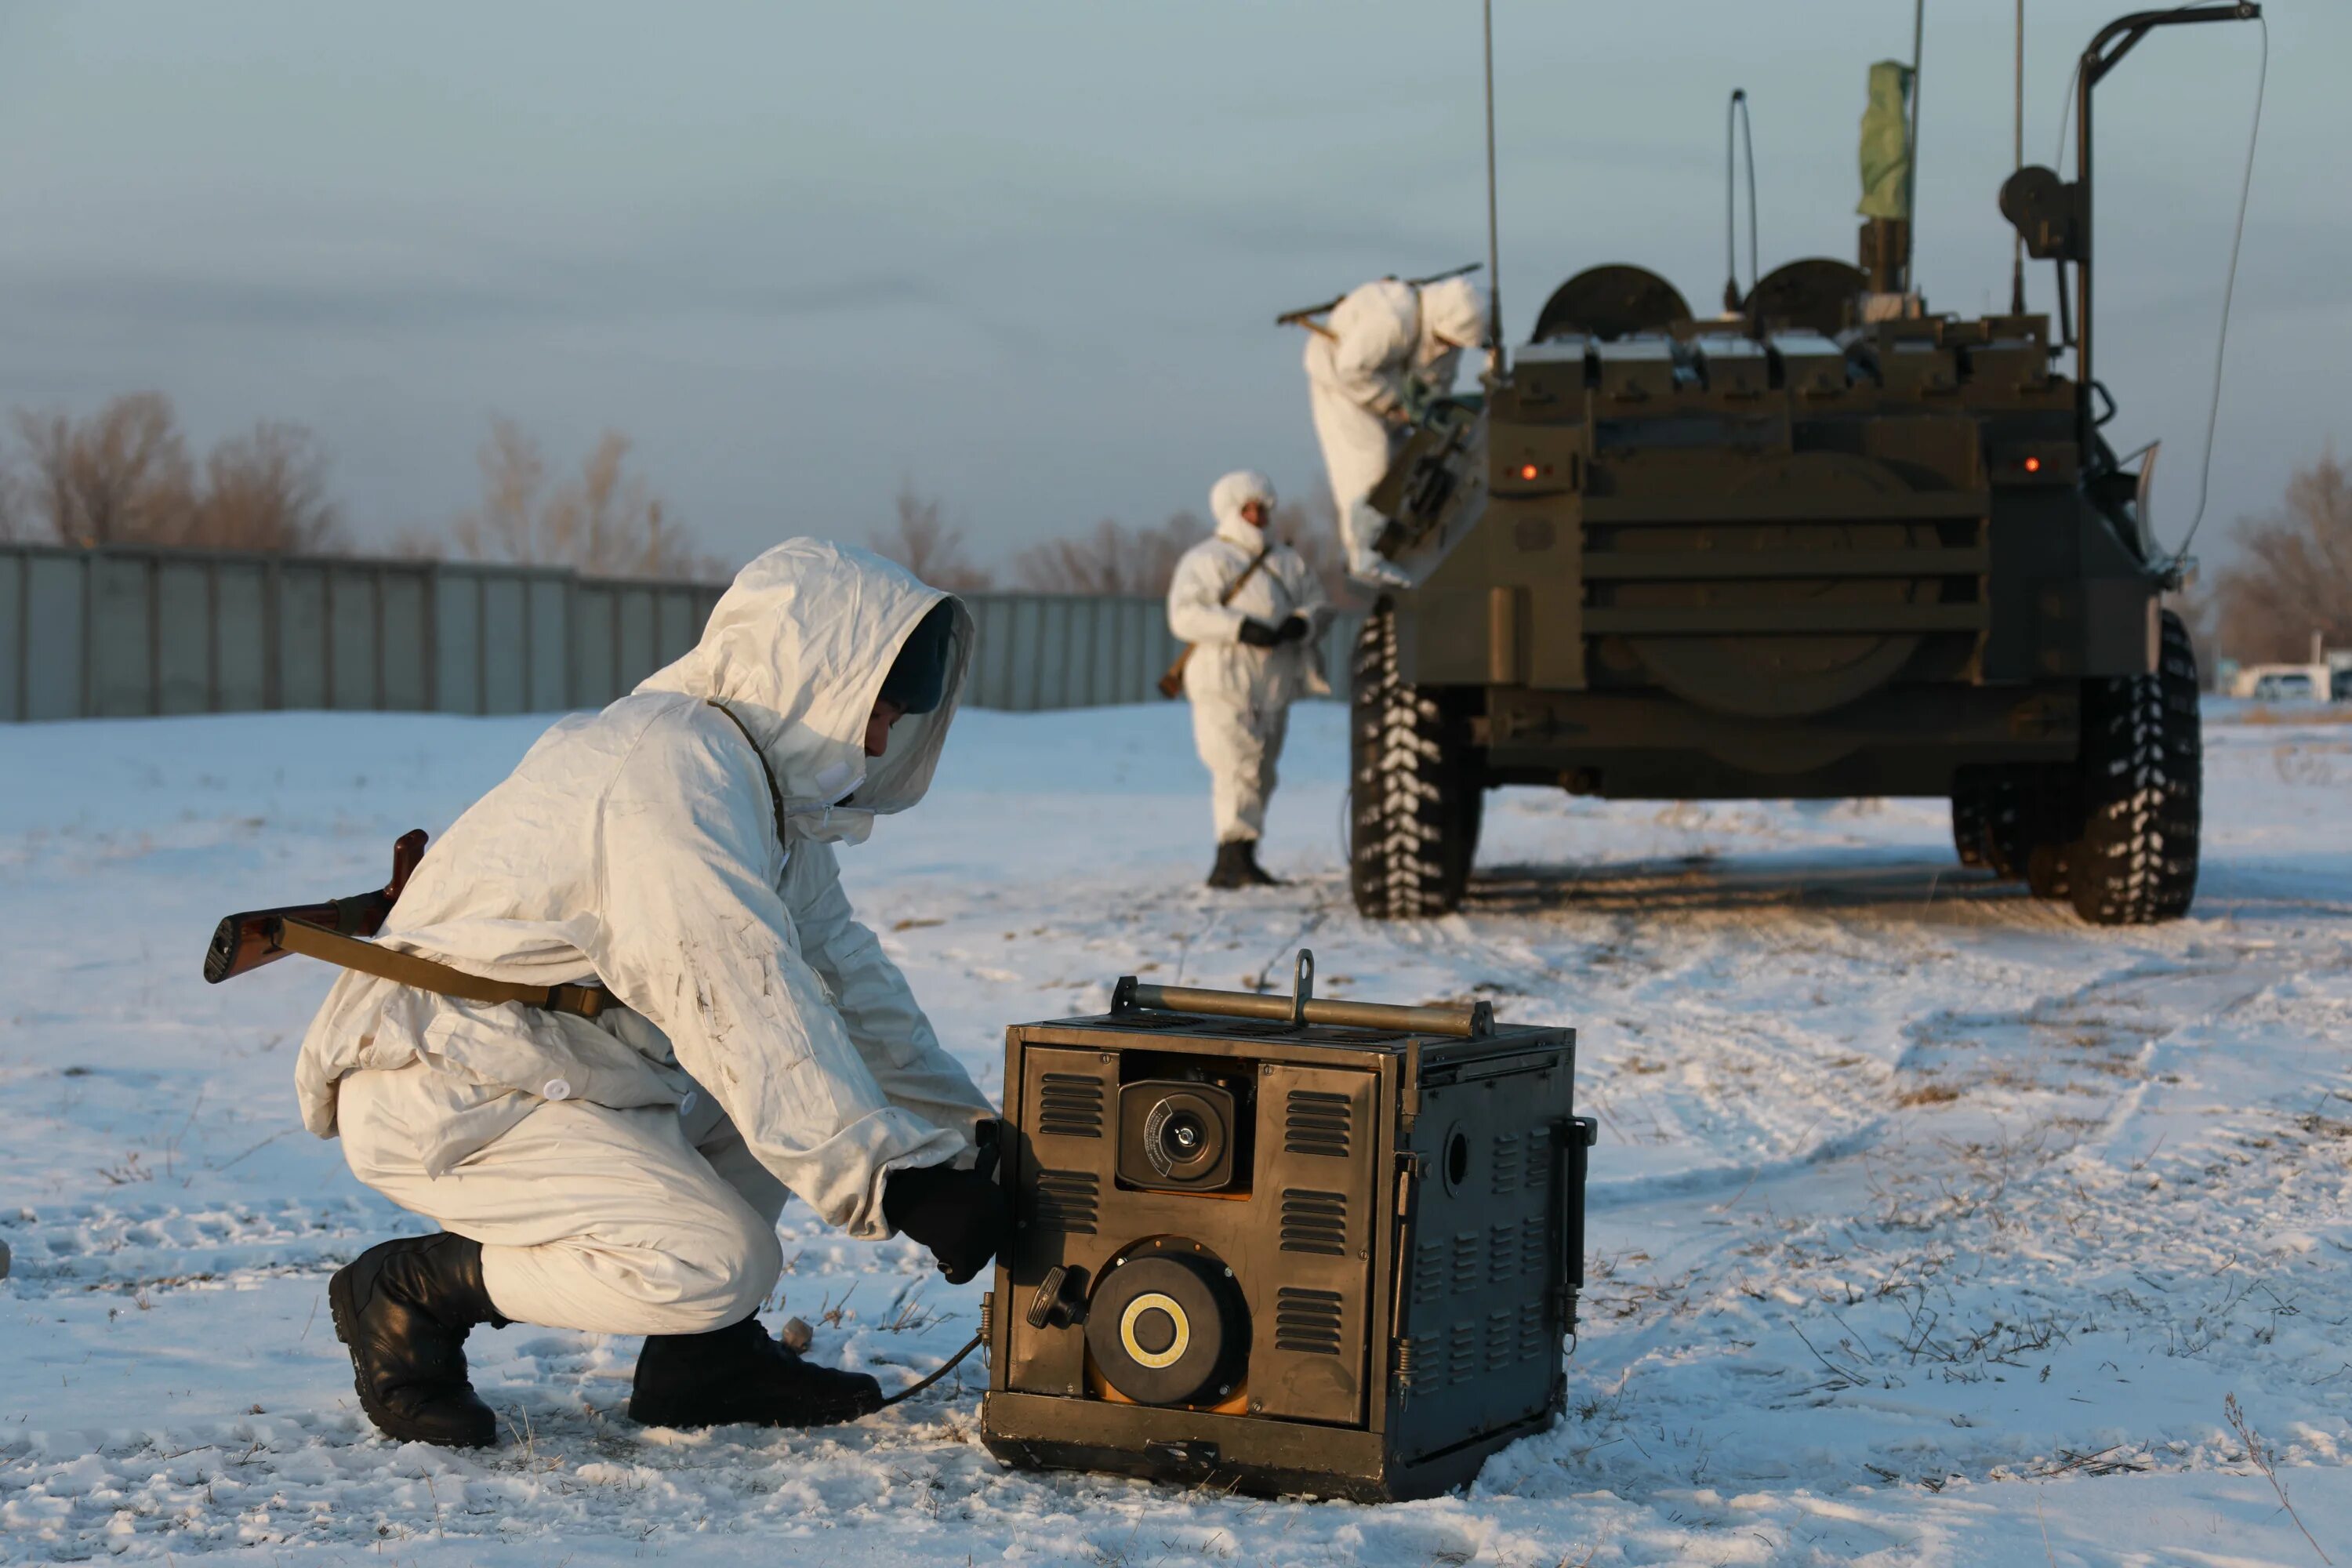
[655,1203,783,1332]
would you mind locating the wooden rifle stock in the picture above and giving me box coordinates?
[203,829,427,985]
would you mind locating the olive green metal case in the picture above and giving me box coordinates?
[978,964,1589,1502]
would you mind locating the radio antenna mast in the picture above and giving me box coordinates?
[1904,0,1926,292]
[2009,0,2027,314]
[1483,0,1504,376]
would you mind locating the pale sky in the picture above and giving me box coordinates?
[0,1,2337,573]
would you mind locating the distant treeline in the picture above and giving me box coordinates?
[0,390,1356,602]
[866,485,1356,605]
[2183,450,2352,669]
[0,394,721,581]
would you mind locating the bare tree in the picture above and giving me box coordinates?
[2210,449,2352,664]
[13,392,195,546]
[186,423,343,552]
[869,484,993,590]
[1013,489,1364,606]
[451,416,724,581]
[1015,511,1209,597]
[451,416,546,565]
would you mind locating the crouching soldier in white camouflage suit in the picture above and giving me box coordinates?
[296,540,1004,1446]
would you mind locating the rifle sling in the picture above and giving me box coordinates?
[1162,542,1275,695]
[1193,543,1276,641]
[704,699,789,847]
[268,706,785,1020]
[274,918,613,1019]
[1223,543,1274,608]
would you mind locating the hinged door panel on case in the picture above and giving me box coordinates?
[1247,1065,1378,1426]
[1007,1043,1117,1396]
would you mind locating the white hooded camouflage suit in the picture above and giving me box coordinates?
[1166,471,1333,846]
[1303,275,1487,582]
[296,540,995,1334]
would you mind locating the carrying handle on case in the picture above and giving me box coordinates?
[1111,949,1492,1037]
[1556,1116,1598,1327]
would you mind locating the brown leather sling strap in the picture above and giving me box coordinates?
[273,917,615,1018]
[1157,542,1274,699]
[704,699,789,844]
[273,700,786,1018]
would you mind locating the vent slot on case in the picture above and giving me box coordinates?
[1283,1089,1352,1158]
[1279,1189,1348,1255]
[1037,1073,1105,1139]
[1030,1169,1100,1235]
[1490,1131,1524,1195]
[1274,1287,1345,1355]
[1517,1298,1554,1363]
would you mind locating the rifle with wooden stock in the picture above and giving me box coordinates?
[1272,260,1484,335]
[202,829,612,1018]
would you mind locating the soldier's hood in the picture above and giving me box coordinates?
[1210,469,1278,545]
[636,539,970,844]
[1420,276,1489,351]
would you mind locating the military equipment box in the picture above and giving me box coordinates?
[980,958,1592,1502]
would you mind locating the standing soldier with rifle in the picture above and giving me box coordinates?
[1287,269,1489,586]
[1165,470,1330,889]
[215,541,1007,1447]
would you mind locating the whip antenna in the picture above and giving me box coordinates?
[1904,0,1926,292]
[2010,0,2027,314]
[1483,0,1504,375]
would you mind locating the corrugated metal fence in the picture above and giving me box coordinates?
[0,543,1359,720]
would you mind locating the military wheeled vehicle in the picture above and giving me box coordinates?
[1348,5,2254,926]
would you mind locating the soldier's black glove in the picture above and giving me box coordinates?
[1274,614,1311,644]
[884,1162,1008,1285]
[1236,619,1282,648]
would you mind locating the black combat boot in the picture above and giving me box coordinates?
[1207,840,1254,889]
[628,1316,885,1429]
[329,1232,507,1448]
[1234,840,1285,887]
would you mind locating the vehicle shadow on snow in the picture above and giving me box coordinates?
[1467,848,2042,921]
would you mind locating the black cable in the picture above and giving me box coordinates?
[2169,10,2267,569]
[877,1331,985,1409]
[2055,59,2082,172]
[1741,93,1759,299]
[2050,4,2267,568]
[1722,89,1758,310]
[1724,89,1739,306]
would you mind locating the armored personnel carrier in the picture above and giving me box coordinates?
[1348,5,2252,926]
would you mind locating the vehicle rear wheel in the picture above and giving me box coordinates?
[1949,779,1989,869]
[1349,602,1483,918]
[2025,841,2073,902]
[2069,610,2201,925]
[1973,764,2077,893]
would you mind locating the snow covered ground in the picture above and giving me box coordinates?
[4,700,2349,1566]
